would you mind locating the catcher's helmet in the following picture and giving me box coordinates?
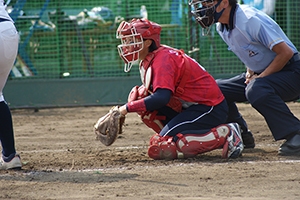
[116,19,161,72]
[189,0,224,35]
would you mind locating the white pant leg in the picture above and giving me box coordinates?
[0,21,19,102]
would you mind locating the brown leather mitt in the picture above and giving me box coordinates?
[94,106,125,146]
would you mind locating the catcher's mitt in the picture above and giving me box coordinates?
[94,106,125,146]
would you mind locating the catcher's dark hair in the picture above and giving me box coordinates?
[148,39,158,52]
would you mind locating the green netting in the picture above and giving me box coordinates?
[7,0,300,80]
[8,0,189,79]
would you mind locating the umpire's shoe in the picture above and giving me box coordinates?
[242,130,255,149]
[278,131,300,156]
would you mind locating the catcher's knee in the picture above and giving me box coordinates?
[148,134,181,160]
[141,111,165,133]
[128,85,147,103]
[176,124,231,158]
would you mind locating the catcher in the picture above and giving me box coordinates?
[94,18,244,160]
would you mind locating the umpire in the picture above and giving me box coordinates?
[189,0,300,155]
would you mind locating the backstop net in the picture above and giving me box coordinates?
[8,0,300,80]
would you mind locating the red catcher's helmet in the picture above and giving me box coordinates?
[116,19,162,72]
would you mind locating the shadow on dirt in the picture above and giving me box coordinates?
[0,170,139,184]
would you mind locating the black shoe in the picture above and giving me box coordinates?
[242,130,255,149]
[278,132,300,156]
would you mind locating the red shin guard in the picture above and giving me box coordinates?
[176,124,231,158]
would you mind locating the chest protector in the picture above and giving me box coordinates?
[140,46,191,111]
[136,46,191,133]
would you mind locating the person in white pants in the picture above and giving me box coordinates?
[0,0,22,170]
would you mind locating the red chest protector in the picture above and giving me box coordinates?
[139,45,191,113]
[128,46,191,134]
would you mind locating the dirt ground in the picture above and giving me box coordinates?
[0,102,300,200]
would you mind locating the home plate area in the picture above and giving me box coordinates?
[0,103,299,199]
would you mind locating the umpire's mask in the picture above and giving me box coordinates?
[189,0,225,35]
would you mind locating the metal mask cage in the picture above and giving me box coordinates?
[189,0,216,36]
[116,21,144,72]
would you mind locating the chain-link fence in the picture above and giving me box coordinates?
[8,0,300,80]
[9,0,189,80]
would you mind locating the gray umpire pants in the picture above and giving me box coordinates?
[216,61,300,141]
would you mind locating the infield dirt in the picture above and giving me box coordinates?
[0,103,300,199]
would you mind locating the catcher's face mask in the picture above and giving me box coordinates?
[116,19,161,72]
[189,0,225,35]
[116,21,144,72]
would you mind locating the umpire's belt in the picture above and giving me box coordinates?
[286,53,300,65]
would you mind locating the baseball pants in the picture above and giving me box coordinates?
[157,99,228,142]
[216,61,300,140]
[0,21,19,157]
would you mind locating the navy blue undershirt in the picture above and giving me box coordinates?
[144,88,172,111]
